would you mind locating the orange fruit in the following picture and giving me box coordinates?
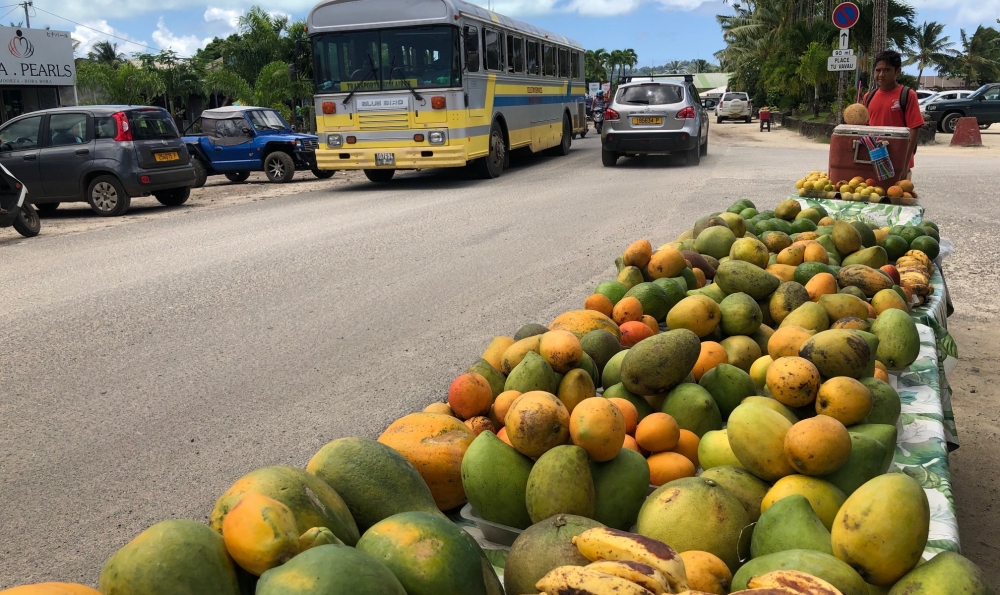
[874,368,890,382]
[640,315,659,335]
[680,550,732,595]
[447,372,493,420]
[899,179,914,193]
[490,390,521,428]
[612,296,643,325]
[671,429,700,468]
[784,415,852,475]
[423,402,454,416]
[497,426,512,446]
[464,416,496,436]
[766,356,822,408]
[608,397,639,435]
[623,239,653,269]
[584,293,614,318]
[692,341,728,381]
[692,267,706,288]
[622,434,643,454]
[634,412,680,453]
[620,320,655,347]
[569,397,626,462]
[887,185,903,199]
[647,451,696,486]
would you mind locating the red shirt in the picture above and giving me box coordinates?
[867,85,923,168]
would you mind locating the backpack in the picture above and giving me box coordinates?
[864,86,911,124]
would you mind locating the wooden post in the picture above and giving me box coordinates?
[836,70,846,124]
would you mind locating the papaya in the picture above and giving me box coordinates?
[298,527,343,551]
[98,520,241,595]
[256,544,406,595]
[620,329,701,396]
[589,448,650,530]
[727,402,796,481]
[799,329,871,379]
[378,413,476,511]
[525,445,595,523]
[698,429,743,470]
[770,282,811,324]
[699,465,769,522]
[504,391,570,458]
[356,512,492,595]
[638,477,749,572]
[211,466,360,545]
[0,586,100,595]
[504,514,604,595]
[887,552,993,595]
[838,265,894,298]
[549,310,621,340]
[714,260,781,300]
[831,474,929,586]
[222,492,300,576]
[461,431,533,529]
[870,308,920,369]
[731,549,867,595]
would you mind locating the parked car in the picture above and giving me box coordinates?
[0,106,196,217]
[702,97,720,111]
[914,89,937,102]
[183,107,332,187]
[716,92,752,123]
[919,89,974,107]
[601,76,710,167]
[923,83,1000,133]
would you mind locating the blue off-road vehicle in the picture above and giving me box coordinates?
[183,106,333,187]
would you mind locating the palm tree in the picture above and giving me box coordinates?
[585,48,609,82]
[206,60,304,119]
[663,60,687,74]
[87,40,126,68]
[905,22,953,84]
[690,59,718,73]
[76,62,164,104]
[608,49,624,86]
[940,26,1000,87]
[797,42,832,118]
[622,48,638,77]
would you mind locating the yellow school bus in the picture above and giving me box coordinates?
[306,0,587,182]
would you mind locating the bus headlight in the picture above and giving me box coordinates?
[327,134,343,147]
[428,131,445,145]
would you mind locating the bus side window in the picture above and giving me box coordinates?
[526,41,540,76]
[464,25,480,73]
[483,28,502,71]
[507,34,524,74]
[571,51,581,80]
[558,48,569,79]
[543,44,555,77]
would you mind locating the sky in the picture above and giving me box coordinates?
[12,0,1000,72]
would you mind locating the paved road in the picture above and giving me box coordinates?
[0,131,996,586]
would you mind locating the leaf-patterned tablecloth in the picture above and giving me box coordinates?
[891,323,960,557]
[911,265,959,448]
[793,196,924,226]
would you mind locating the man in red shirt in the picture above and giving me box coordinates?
[865,50,924,179]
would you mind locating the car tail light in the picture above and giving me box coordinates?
[112,112,132,141]
[676,106,696,119]
[431,96,446,109]
[322,101,336,114]
[605,108,620,121]
[140,175,151,184]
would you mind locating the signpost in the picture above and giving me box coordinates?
[829,2,860,123]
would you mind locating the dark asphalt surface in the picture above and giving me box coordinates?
[0,133,996,587]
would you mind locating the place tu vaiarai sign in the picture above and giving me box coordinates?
[0,26,76,86]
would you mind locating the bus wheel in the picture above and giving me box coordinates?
[477,121,506,179]
[364,169,395,183]
[554,115,572,156]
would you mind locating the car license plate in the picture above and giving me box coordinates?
[632,117,663,125]
[375,153,395,166]
[154,151,179,162]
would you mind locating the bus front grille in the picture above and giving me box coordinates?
[358,112,410,130]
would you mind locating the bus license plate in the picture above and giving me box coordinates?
[632,117,662,125]
[375,153,395,166]
[154,151,179,162]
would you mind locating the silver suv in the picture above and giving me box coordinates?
[601,76,710,167]
[715,92,752,123]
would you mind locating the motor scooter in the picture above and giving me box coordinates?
[0,162,38,237]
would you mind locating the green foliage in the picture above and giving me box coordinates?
[76,62,165,105]
[905,22,953,82]
[938,26,1000,87]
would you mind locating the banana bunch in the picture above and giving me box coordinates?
[745,570,844,595]
[897,249,934,303]
[571,527,688,592]
[535,566,657,595]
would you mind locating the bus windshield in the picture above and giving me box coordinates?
[314,25,461,93]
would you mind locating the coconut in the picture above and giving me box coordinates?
[843,103,869,125]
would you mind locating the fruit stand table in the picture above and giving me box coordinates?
[793,196,924,227]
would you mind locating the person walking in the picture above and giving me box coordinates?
[593,89,607,133]
[863,50,924,180]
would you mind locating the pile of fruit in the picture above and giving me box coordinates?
[795,172,919,205]
[5,200,985,595]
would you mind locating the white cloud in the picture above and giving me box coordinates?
[72,20,150,58]
[563,0,643,16]
[469,0,714,17]
[204,7,242,29]
[899,0,1000,26]
[152,17,211,56]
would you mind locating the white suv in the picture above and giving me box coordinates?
[716,92,752,123]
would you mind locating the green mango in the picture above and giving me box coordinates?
[750,494,833,558]
[820,434,887,496]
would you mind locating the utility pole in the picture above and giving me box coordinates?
[19,0,31,27]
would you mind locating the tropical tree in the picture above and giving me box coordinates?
[585,48,609,82]
[608,49,624,85]
[219,7,294,87]
[797,41,833,117]
[689,59,718,73]
[87,40,127,68]
[939,26,1000,87]
[621,48,638,77]
[206,60,306,119]
[135,50,206,120]
[76,62,164,104]
[663,60,688,74]
[906,21,953,83]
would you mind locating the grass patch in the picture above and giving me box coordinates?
[801,111,833,123]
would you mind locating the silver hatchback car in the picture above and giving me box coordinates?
[601,75,710,167]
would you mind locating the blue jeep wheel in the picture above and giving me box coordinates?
[264,151,296,183]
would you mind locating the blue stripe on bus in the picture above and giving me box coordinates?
[494,95,587,107]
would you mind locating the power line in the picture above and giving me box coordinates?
[31,4,163,53]
[0,4,20,22]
